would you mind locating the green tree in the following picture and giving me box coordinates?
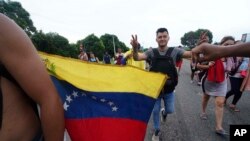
[79,34,105,60]
[0,0,37,36]
[181,31,196,48]
[181,29,213,48]
[100,34,129,57]
[68,43,79,58]
[31,31,78,57]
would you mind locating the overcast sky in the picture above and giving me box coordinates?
[16,0,250,48]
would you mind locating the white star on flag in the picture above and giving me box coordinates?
[63,102,69,111]
[108,101,114,106]
[72,91,78,98]
[66,95,72,103]
[92,96,97,100]
[100,98,106,102]
[112,106,118,112]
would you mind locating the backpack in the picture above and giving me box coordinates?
[150,48,178,93]
[207,59,225,83]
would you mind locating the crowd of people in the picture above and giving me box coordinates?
[77,44,125,65]
[131,29,250,140]
[191,36,250,137]
[1,13,250,141]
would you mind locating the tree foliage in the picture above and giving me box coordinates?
[0,1,140,59]
[100,34,129,57]
[78,34,105,60]
[31,31,78,57]
[0,0,37,36]
[181,29,213,48]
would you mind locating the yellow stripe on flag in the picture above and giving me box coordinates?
[39,52,167,99]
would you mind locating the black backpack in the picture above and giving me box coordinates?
[150,48,178,93]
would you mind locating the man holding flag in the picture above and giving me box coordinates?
[0,13,167,141]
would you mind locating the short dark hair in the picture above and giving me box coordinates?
[156,28,168,34]
[220,36,235,45]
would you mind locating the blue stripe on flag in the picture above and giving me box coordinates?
[51,76,156,123]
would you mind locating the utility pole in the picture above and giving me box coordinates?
[112,36,116,56]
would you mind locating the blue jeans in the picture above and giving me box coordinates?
[152,91,175,131]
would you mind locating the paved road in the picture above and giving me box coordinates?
[65,59,250,141]
[144,59,250,141]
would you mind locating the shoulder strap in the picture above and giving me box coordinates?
[151,48,174,67]
[235,59,243,72]
[233,56,237,63]
[165,47,174,57]
[152,48,160,57]
[150,49,159,69]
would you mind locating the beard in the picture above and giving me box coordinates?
[158,42,167,48]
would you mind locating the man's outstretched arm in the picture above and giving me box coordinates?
[192,42,250,63]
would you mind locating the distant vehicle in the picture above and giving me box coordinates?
[241,33,250,42]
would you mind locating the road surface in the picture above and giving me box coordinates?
[144,59,250,141]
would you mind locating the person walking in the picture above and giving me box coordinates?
[200,36,235,136]
[225,40,249,112]
[131,27,192,141]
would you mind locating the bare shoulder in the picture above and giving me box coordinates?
[0,14,56,103]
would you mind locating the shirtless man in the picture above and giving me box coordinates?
[0,14,64,141]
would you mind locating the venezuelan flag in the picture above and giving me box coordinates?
[39,52,166,141]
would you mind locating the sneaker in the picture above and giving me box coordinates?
[161,108,167,122]
[197,81,202,86]
[200,113,208,120]
[229,105,240,112]
[152,130,160,141]
[190,80,194,83]
[215,129,229,136]
[152,134,159,141]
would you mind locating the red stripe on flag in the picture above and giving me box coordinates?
[66,118,147,141]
